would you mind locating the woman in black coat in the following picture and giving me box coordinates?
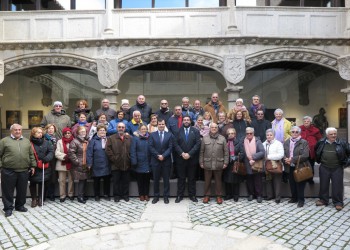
[29,127,54,207]
[87,124,111,201]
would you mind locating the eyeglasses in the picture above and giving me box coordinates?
[212,97,218,98]
[291,131,299,134]
[246,133,253,135]
[161,103,167,105]
[118,126,125,128]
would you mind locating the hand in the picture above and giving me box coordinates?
[200,164,204,169]
[92,121,97,126]
[158,155,164,161]
[223,164,227,169]
[249,160,255,166]
[31,168,35,176]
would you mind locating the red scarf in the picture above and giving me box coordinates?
[177,116,183,128]
[62,136,74,170]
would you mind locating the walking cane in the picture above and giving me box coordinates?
[41,162,45,209]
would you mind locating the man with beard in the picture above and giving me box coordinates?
[155,99,173,125]
[173,116,201,203]
[129,95,152,124]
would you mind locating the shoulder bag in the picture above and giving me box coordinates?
[293,155,313,182]
[232,153,246,175]
[265,160,283,174]
[31,143,49,169]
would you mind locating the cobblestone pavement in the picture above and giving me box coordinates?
[0,199,146,250]
[189,198,350,250]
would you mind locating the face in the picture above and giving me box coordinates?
[140,126,148,135]
[174,107,182,116]
[326,131,337,143]
[303,119,311,128]
[138,95,145,104]
[245,130,254,140]
[117,123,126,134]
[47,126,55,135]
[34,129,43,139]
[79,102,86,109]
[210,124,218,134]
[151,116,158,124]
[183,117,191,127]
[236,112,243,120]
[211,94,219,103]
[158,121,166,131]
[11,125,22,139]
[78,128,87,137]
[236,100,243,106]
[266,132,274,141]
[160,100,168,108]
[133,112,141,123]
[182,99,189,108]
[194,101,201,109]
[218,114,226,122]
[252,97,260,105]
[63,130,72,139]
[79,114,87,122]
[291,129,300,139]
[256,111,264,120]
[275,112,283,121]
[197,118,203,126]
[118,112,124,120]
[227,130,236,139]
[99,115,107,123]
[54,104,62,113]
[102,99,109,109]
[97,127,106,137]
[204,113,211,120]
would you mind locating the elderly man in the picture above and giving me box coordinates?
[95,98,118,122]
[168,106,183,137]
[181,97,195,122]
[0,124,36,217]
[126,110,147,135]
[41,101,71,139]
[191,99,204,122]
[120,99,131,121]
[129,95,152,124]
[204,93,226,123]
[106,122,132,202]
[249,95,266,120]
[200,123,229,204]
[155,99,173,125]
[315,127,350,211]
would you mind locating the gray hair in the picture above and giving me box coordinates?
[290,126,301,133]
[303,116,312,122]
[132,110,141,117]
[252,95,260,100]
[182,97,189,102]
[325,127,337,135]
[246,127,254,133]
[265,129,275,135]
[10,123,22,131]
[274,108,284,115]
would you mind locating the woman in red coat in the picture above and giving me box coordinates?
[299,116,322,184]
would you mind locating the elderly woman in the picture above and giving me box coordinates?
[200,123,229,204]
[72,112,92,138]
[29,127,54,207]
[194,115,210,138]
[263,129,284,203]
[73,99,95,124]
[69,126,89,204]
[272,108,292,143]
[243,127,265,203]
[87,124,111,201]
[55,127,75,202]
[283,126,310,208]
[131,124,151,201]
[44,123,58,201]
[89,113,109,139]
[223,128,243,202]
[217,112,228,135]
[300,116,322,184]
[108,111,128,135]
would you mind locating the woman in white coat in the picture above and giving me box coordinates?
[263,129,284,203]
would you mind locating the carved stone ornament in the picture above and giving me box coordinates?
[224,55,245,84]
[0,61,4,84]
[96,57,119,88]
[338,56,350,81]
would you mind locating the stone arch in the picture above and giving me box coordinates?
[245,48,338,72]
[118,48,225,79]
[3,53,98,76]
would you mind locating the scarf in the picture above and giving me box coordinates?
[131,118,144,125]
[212,102,219,114]
[272,118,285,143]
[244,137,257,161]
[61,136,74,170]
[31,137,44,146]
[139,132,150,140]
[78,121,87,126]
[250,104,263,116]
[289,136,301,158]
[177,116,183,128]
[227,138,235,156]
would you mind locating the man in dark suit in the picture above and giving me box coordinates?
[149,118,173,204]
[173,116,201,203]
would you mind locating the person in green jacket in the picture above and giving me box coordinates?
[0,124,36,217]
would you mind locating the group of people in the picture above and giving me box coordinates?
[1,93,348,217]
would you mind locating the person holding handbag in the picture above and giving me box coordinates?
[242,127,265,203]
[223,128,244,202]
[263,129,284,204]
[283,126,310,208]
[29,127,54,207]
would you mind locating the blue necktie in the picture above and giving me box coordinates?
[185,128,188,141]
[160,131,163,144]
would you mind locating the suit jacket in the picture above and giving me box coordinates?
[148,130,173,167]
[173,126,201,163]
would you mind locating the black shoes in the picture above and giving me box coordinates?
[257,197,263,203]
[175,196,183,203]
[103,195,111,201]
[60,198,66,203]
[164,197,169,204]
[288,199,298,204]
[5,210,12,217]
[275,199,281,204]
[123,197,129,202]
[152,197,159,204]
[248,195,253,201]
[297,202,304,208]
[190,196,198,202]
[95,196,100,201]
[233,197,238,202]
[68,196,74,201]
[224,195,233,201]
[15,207,28,212]
[77,197,86,204]
[114,197,120,202]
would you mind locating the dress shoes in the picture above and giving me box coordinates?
[144,195,150,201]
[114,197,120,202]
[95,196,100,201]
[288,199,297,204]
[5,210,12,217]
[164,197,169,204]
[224,195,233,201]
[83,197,89,201]
[31,199,38,208]
[247,195,253,201]
[152,197,159,204]
[216,197,223,204]
[335,205,343,211]
[175,196,183,203]
[68,196,74,201]
[190,196,198,202]
[275,199,281,204]
[140,195,145,201]
[15,207,28,212]
[77,197,86,204]
[203,196,210,203]
[265,197,274,201]
[297,202,304,208]
[103,195,111,201]
[59,198,66,203]
[316,200,327,206]
[233,196,239,202]
[257,197,263,203]
[123,197,129,202]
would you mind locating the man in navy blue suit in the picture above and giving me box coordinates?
[149,118,173,204]
[173,116,201,203]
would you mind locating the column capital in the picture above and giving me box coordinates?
[224,85,244,93]
[101,88,121,95]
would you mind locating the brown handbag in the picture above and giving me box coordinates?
[232,154,246,175]
[251,159,263,172]
[265,160,283,174]
[293,155,313,182]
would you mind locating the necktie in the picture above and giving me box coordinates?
[160,131,163,144]
[185,128,188,141]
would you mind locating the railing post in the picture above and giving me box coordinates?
[103,0,114,36]
[226,0,240,35]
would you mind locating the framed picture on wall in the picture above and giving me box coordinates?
[339,108,347,128]
[28,110,43,129]
[6,110,21,129]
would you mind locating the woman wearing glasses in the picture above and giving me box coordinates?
[283,126,310,207]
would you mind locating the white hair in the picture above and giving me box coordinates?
[274,108,284,115]
[325,127,337,135]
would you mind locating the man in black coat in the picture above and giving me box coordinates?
[173,116,201,203]
[129,95,152,124]
[148,119,173,204]
[251,109,271,142]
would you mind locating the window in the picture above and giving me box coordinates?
[188,0,219,7]
[122,0,152,8]
[76,0,105,10]
[155,0,185,8]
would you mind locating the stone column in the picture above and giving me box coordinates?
[0,61,4,84]
[225,85,243,110]
[345,0,350,7]
[101,88,120,110]
[226,0,240,35]
[103,0,114,37]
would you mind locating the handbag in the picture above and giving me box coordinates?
[265,160,283,174]
[31,143,49,169]
[251,159,263,172]
[232,153,246,175]
[293,155,313,182]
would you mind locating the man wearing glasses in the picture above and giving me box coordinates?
[155,99,173,125]
[41,101,71,139]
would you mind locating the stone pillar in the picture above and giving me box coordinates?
[0,61,4,84]
[226,0,240,35]
[224,85,243,110]
[101,88,121,110]
[345,0,350,7]
[103,0,114,37]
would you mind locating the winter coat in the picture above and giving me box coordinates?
[242,137,265,175]
[199,133,229,171]
[272,118,292,143]
[300,125,322,160]
[129,102,153,124]
[126,120,147,136]
[283,138,310,173]
[95,107,118,122]
[155,108,173,125]
[168,115,182,136]
[86,135,111,177]
[204,101,227,123]
[55,139,71,171]
[71,122,92,138]
[29,138,54,183]
[68,137,89,180]
[251,119,272,142]
[223,138,244,183]
[263,139,284,161]
[315,138,350,167]
[40,109,71,139]
[190,107,205,122]
[130,134,151,173]
[233,119,250,142]
[107,118,128,135]
[105,133,132,171]
[73,108,95,124]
